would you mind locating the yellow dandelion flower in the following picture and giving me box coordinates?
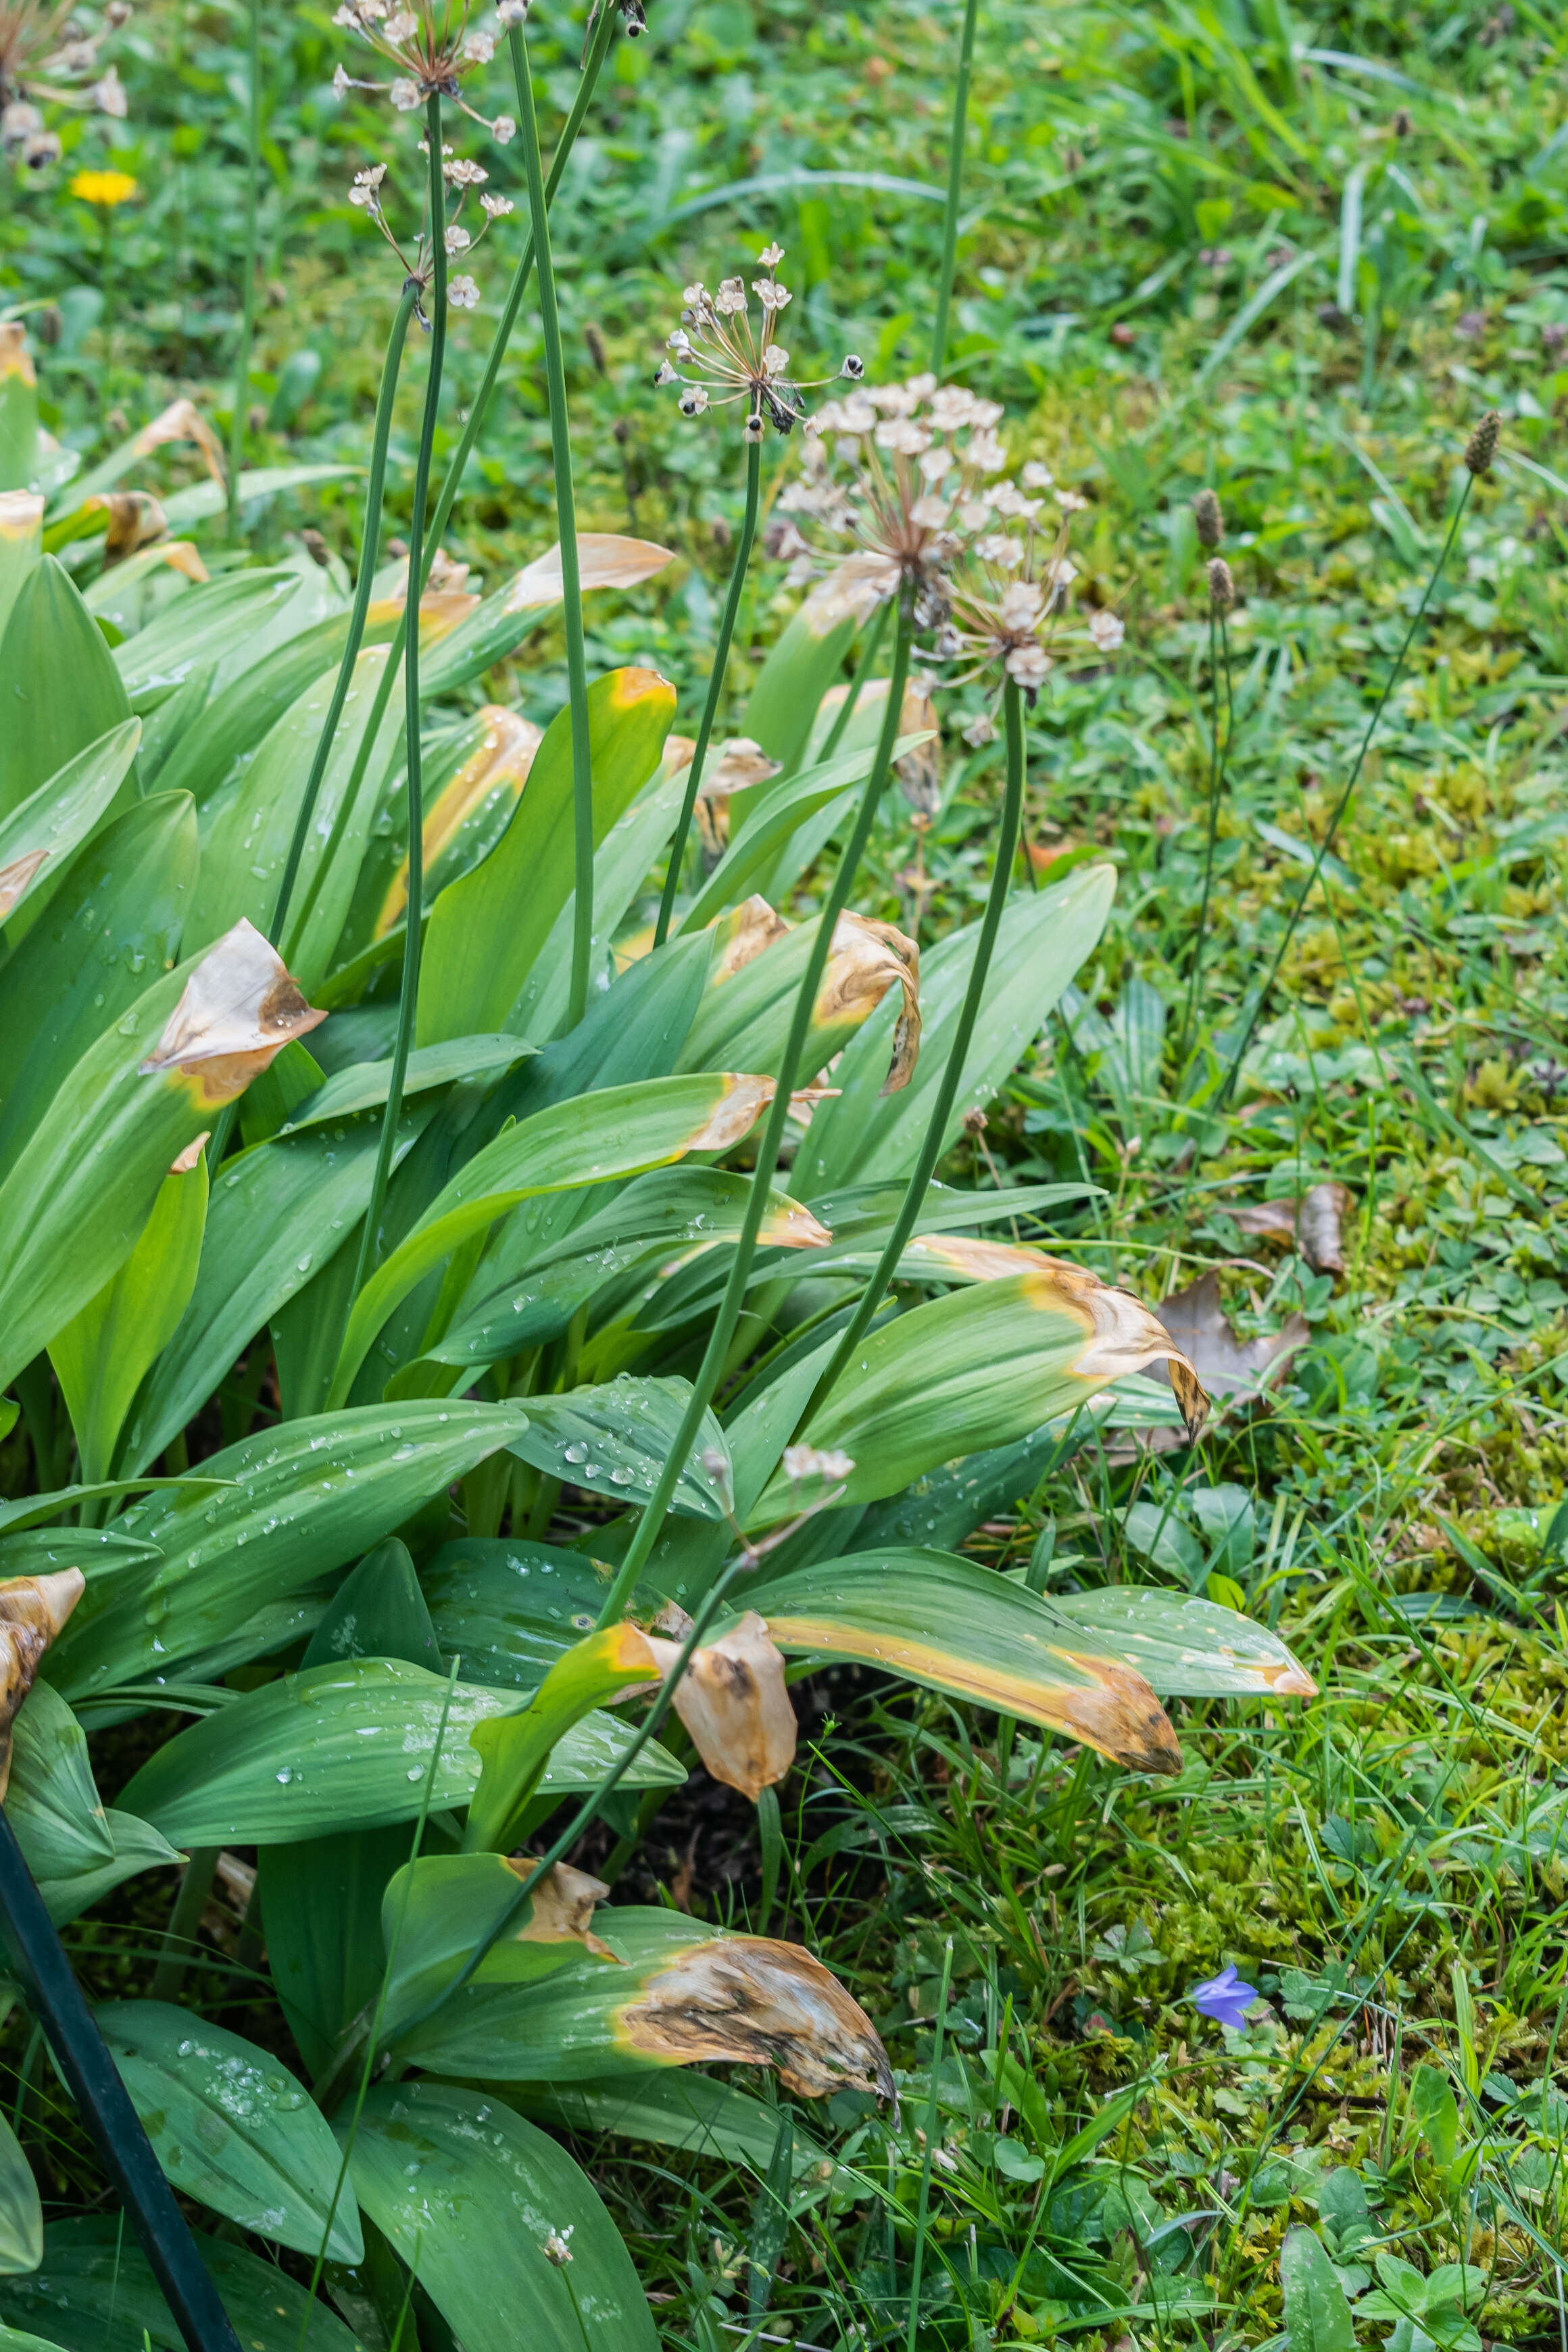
[70,169,139,208]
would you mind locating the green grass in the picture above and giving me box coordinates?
[9,0,1568,2344]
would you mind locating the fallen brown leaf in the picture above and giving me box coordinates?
[1228,1181,1352,1274]
[1156,1271,1308,1400]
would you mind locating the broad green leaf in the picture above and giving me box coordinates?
[0,2117,40,2278]
[187,646,403,990]
[95,2001,362,2261]
[119,1110,432,1474]
[0,1477,224,1540]
[158,460,361,529]
[49,1154,206,1483]
[391,1907,892,2100]
[0,718,142,940]
[740,581,859,777]
[418,532,672,702]
[261,1823,408,2082]
[464,1623,662,1853]
[1411,2063,1461,2174]
[341,2080,658,2352]
[741,1550,1183,1773]
[518,2073,844,2186]
[795,866,1116,1196]
[28,1809,182,1930]
[376,1850,618,2038]
[677,737,916,934]
[1281,2224,1356,2352]
[505,1377,732,1521]
[0,490,40,643]
[118,1656,685,1846]
[328,1073,773,1407]
[1046,1588,1317,1699]
[48,1402,533,1700]
[153,603,391,806]
[278,1033,530,1133]
[418,664,676,1046]
[0,2216,363,2351]
[0,557,134,821]
[112,568,303,704]
[5,1680,114,1882]
[757,1268,1199,1516]
[420,1538,625,1690]
[508,766,686,1042]
[304,1538,443,1675]
[0,791,197,1184]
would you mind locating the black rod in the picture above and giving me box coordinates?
[0,1806,241,2352]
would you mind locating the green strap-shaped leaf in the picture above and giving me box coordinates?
[0,716,142,941]
[420,1538,625,1692]
[49,1154,207,1484]
[375,1851,615,2040]
[111,568,303,702]
[0,2215,364,2350]
[464,1622,662,1854]
[95,2001,362,2261]
[504,1377,733,1521]
[327,1073,766,1408]
[0,790,197,1186]
[48,1402,533,1699]
[341,2081,658,2352]
[5,1681,114,1882]
[418,664,676,1046]
[0,557,134,822]
[117,1655,685,1847]
[1044,1587,1317,1699]
[0,2115,41,2278]
[739,583,858,777]
[517,2072,846,2188]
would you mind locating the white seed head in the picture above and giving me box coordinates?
[448,273,481,308]
[758,241,785,266]
[480,191,513,216]
[390,76,420,108]
[783,1444,856,1484]
[679,385,710,416]
[1021,460,1053,489]
[464,24,496,57]
[1088,610,1125,651]
[840,353,865,380]
[444,222,471,252]
[715,277,747,316]
[491,112,516,141]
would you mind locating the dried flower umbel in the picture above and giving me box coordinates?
[656,243,862,442]
[776,376,1023,626]
[332,0,514,139]
[1,0,128,168]
[349,149,511,319]
[931,493,1117,740]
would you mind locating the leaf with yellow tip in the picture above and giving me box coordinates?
[464,1622,662,1854]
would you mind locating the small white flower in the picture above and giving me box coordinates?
[447,157,487,185]
[385,5,416,32]
[679,385,710,416]
[758,241,785,266]
[875,418,931,456]
[355,162,387,187]
[1041,554,1077,603]
[333,61,351,90]
[390,76,420,108]
[543,2226,574,2266]
[480,191,514,217]
[918,444,954,483]
[715,277,747,316]
[1006,643,1049,690]
[1057,489,1089,514]
[445,222,471,253]
[963,712,998,747]
[448,273,481,308]
[998,581,1044,631]
[783,1444,856,1484]
[491,113,516,142]
[666,327,691,357]
[1021,461,1053,489]
[975,533,1023,568]
[654,359,678,386]
[1088,610,1125,651]
[968,428,1006,474]
[957,498,991,531]
[909,493,950,530]
[754,278,791,311]
[464,24,495,57]
[762,344,789,376]
[683,282,706,306]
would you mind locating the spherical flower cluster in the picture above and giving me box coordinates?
[331,0,514,141]
[654,243,863,442]
[348,147,511,320]
[1,0,130,169]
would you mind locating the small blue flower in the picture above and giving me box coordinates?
[1188,1965,1258,2031]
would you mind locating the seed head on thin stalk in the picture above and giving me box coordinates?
[931,497,1114,743]
[349,149,510,323]
[1193,487,1224,547]
[656,243,863,441]
[1,0,128,168]
[775,377,1021,630]
[1464,409,1500,476]
[332,0,516,139]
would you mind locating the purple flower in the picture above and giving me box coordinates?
[1188,1965,1258,2031]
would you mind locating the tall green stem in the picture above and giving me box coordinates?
[226,0,260,542]
[511,21,595,1027]
[654,435,762,946]
[277,2,617,977]
[818,595,890,764]
[1179,599,1231,1067]
[593,595,916,1634]
[347,97,447,1313]
[797,675,1025,1428]
[1216,480,1471,1110]
[271,281,418,947]
[931,0,980,376]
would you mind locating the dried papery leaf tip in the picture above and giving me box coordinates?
[622,1935,895,2099]
[1465,409,1500,476]
[139,918,327,1107]
[643,1612,797,1801]
[1206,556,1235,612]
[1193,487,1225,547]
[0,1569,84,1800]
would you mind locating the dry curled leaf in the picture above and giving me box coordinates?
[816,911,921,1095]
[138,918,327,1106]
[708,894,789,985]
[85,490,168,564]
[504,531,676,613]
[506,1856,614,1959]
[1156,1271,1308,1401]
[999,1255,1212,1439]
[132,396,226,488]
[643,1609,797,1802]
[0,850,49,925]
[687,1075,840,1155]
[1228,1181,1352,1275]
[622,1934,894,2099]
[168,1132,210,1175]
[0,1567,84,1800]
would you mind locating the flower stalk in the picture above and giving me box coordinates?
[347,92,448,1311]
[931,0,979,375]
[654,433,762,946]
[226,0,260,543]
[593,593,916,1634]
[510,16,595,1027]
[1179,553,1233,1067]
[798,673,1026,1425]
